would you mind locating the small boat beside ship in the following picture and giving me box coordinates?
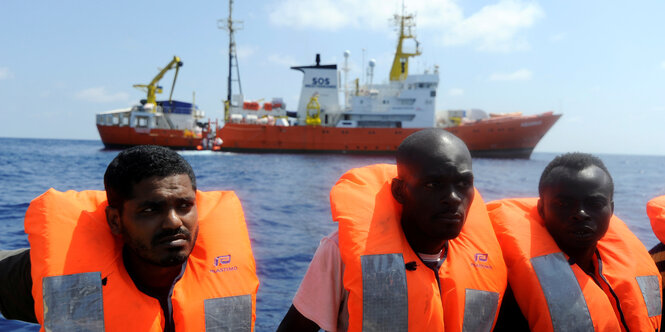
[96,56,215,150]
[216,10,561,159]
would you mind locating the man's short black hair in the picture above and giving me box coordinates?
[104,145,196,209]
[539,152,613,197]
[396,128,469,177]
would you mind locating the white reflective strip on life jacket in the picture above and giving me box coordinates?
[204,294,253,331]
[531,252,594,332]
[43,272,105,331]
[462,289,499,332]
[360,253,408,332]
[636,275,662,318]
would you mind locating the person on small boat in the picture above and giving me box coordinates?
[490,152,662,331]
[0,145,259,331]
[647,195,665,315]
[277,128,507,331]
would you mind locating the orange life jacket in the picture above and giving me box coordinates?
[648,195,665,245]
[25,189,259,332]
[331,164,507,332]
[488,198,661,332]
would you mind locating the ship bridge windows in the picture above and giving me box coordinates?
[98,114,125,126]
[409,82,437,90]
[137,117,148,128]
[135,116,151,128]
[398,98,416,105]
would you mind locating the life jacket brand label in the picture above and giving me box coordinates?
[471,253,492,269]
[475,253,488,262]
[211,254,238,273]
[214,255,231,266]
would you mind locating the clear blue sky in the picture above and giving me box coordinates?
[1,0,663,155]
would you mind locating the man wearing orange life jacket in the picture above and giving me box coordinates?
[0,145,259,331]
[277,129,507,332]
[490,153,662,331]
[647,195,665,314]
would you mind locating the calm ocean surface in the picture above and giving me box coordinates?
[1,137,664,331]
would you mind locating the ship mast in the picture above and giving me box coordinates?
[218,0,243,121]
[389,3,421,82]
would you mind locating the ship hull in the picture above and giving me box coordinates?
[97,125,203,150]
[217,112,561,159]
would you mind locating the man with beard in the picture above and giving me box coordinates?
[0,145,258,331]
[277,129,507,331]
[490,153,661,331]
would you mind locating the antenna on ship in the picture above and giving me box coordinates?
[389,1,421,81]
[367,59,376,90]
[218,0,243,122]
[343,50,350,110]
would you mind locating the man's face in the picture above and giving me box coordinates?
[539,165,613,254]
[109,174,199,267]
[397,147,475,243]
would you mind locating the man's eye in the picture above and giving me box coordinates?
[587,199,607,209]
[140,207,154,213]
[424,182,437,189]
[458,180,472,188]
[554,200,569,208]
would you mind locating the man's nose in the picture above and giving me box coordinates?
[163,208,183,229]
[573,204,591,220]
[441,186,462,204]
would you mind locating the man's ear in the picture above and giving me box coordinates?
[610,200,614,214]
[391,178,405,204]
[537,198,544,219]
[106,206,122,235]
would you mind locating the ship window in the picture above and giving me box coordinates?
[112,116,119,125]
[430,91,436,97]
[122,117,129,126]
[137,117,148,128]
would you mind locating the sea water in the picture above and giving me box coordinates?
[1,137,664,331]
